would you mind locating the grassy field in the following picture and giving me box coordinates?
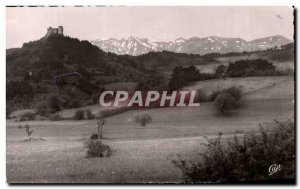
[6,76,294,183]
[195,61,293,74]
[183,76,293,96]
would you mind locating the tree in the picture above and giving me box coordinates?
[169,66,201,90]
[214,93,236,115]
[223,86,242,102]
[226,59,275,77]
[135,112,152,126]
[215,65,226,78]
[97,119,105,139]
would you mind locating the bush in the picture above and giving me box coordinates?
[67,99,82,108]
[90,133,99,140]
[20,112,36,121]
[210,86,242,102]
[85,109,95,119]
[47,95,61,112]
[210,90,221,101]
[60,96,83,109]
[84,140,112,158]
[215,65,226,78]
[49,113,62,121]
[214,93,236,115]
[223,86,242,102]
[169,66,201,90]
[35,101,48,116]
[227,59,276,77]
[172,120,295,183]
[214,86,242,115]
[135,112,152,126]
[73,110,85,120]
[35,97,60,117]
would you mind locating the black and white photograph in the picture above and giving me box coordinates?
[5,6,295,184]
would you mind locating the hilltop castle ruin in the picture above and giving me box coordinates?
[45,26,64,38]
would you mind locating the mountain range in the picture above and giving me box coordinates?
[91,35,292,56]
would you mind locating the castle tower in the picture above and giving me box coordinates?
[45,26,64,38]
[58,26,63,35]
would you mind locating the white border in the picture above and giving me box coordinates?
[0,0,298,188]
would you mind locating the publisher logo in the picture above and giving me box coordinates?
[269,164,281,176]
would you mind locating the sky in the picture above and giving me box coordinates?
[6,6,294,49]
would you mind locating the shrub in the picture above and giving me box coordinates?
[35,101,48,116]
[85,109,95,119]
[67,99,82,108]
[20,112,36,121]
[35,99,58,117]
[210,90,221,101]
[47,95,61,112]
[135,112,152,126]
[73,110,85,120]
[60,97,83,109]
[90,133,99,140]
[84,140,112,158]
[169,66,202,90]
[214,93,236,115]
[213,86,242,115]
[49,113,62,121]
[227,59,276,77]
[210,86,242,102]
[172,120,295,183]
[223,86,242,102]
[215,65,226,78]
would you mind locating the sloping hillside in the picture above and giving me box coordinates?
[6,35,148,82]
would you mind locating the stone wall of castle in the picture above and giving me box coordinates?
[45,26,64,38]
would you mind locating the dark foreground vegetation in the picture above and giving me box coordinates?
[172,119,295,183]
[84,140,112,158]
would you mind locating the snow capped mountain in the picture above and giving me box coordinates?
[91,35,292,56]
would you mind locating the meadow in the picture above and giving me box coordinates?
[6,76,294,183]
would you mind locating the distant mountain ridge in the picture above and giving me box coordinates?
[91,35,292,56]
